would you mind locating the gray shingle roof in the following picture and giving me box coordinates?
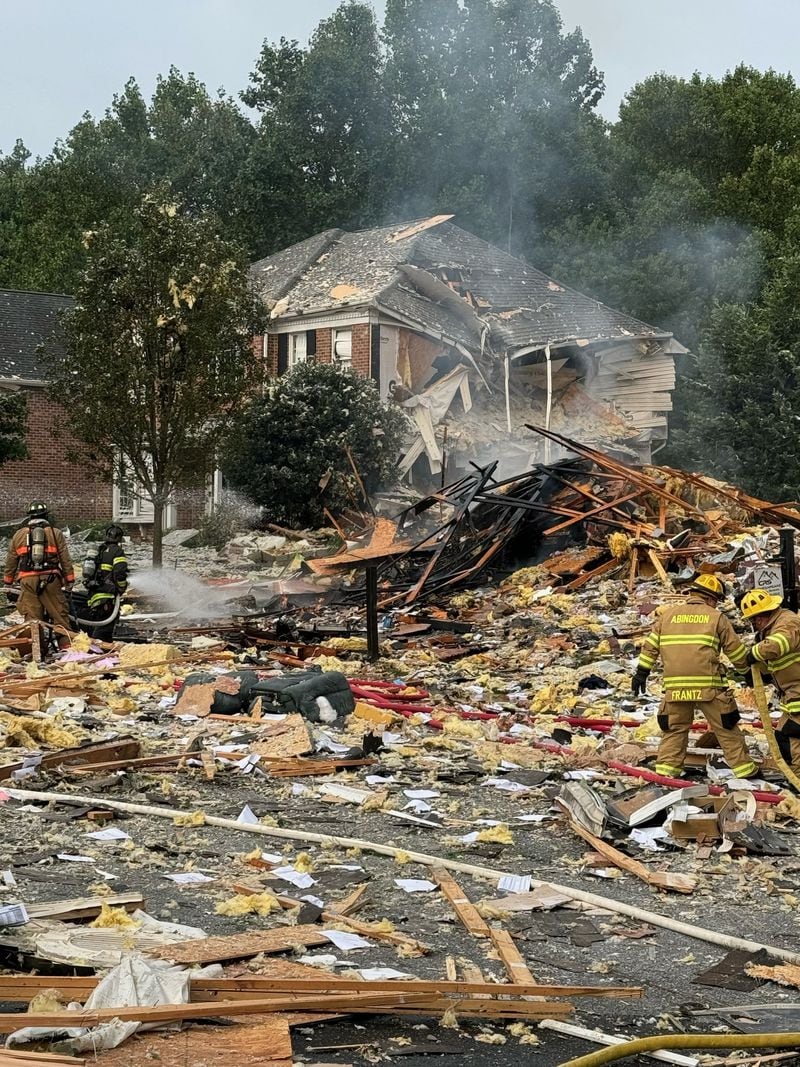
[250,218,669,355]
[0,289,72,381]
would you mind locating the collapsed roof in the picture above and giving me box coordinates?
[251,215,676,358]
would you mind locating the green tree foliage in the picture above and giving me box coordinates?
[49,195,266,565]
[383,0,606,251]
[0,71,255,292]
[243,1,391,253]
[223,362,408,527]
[0,392,28,465]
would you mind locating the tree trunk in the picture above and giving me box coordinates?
[151,500,164,568]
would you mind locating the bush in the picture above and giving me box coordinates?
[194,497,260,549]
[222,363,408,526]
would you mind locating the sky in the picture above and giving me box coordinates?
[2,0,799,158]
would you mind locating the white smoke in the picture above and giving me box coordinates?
[129,567,247,622]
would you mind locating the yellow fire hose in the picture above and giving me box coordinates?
[751,663,800,793]
[558,1031,800,1067]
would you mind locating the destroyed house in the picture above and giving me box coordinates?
[251,216,684,479]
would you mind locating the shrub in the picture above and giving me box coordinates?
[222,363,407,526]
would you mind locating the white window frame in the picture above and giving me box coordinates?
[333,328,352,369]
[112,454,176,527]
[289,331,307,367]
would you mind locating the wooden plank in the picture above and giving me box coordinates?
[0,975,642,1002]
[25,892,143,922]
[647,548,673,590]
[432,867,491,938]
[327,883,368,916]
[148,925,331,964]
[489,928,538,987]
[0,738,141,782]
[0,995,573,1030]
[564,818,696,894]
[30,623,42,665]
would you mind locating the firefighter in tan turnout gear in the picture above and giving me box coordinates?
[3,501,74,634]
[741,587,800,769]
[632,573,757,780]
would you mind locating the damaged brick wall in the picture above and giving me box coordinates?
[0,389,112,521]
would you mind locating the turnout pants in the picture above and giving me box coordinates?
[775,712,800,768]
[656,690,756,778]
[17,574,71,632]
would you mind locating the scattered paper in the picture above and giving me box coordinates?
[236,804,260,825]
[300,894,325,908]
[403,789,440,800]
[163,872,216,884]
[359,967,416,980]
[57,854,95,863]
[271,866,316,889]
[394,878,438,894]
[85,827,130,842]
[485,778,529,793]
[498,873,532,894]
[322,929,371,952]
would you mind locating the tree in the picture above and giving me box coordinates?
[49,194,266,565]
[0,392,28,465]
[223,362,408,527]
[0,71,256,293]
[383,0,606,252]
[682,251,800,501]
[243,2,391,255]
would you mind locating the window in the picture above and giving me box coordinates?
[333,328,352,369]
[289,332,307,367]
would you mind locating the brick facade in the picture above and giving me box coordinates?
[0,389,112,522]
[350,323,371,377]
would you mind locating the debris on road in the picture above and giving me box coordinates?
[1,434,800,1061]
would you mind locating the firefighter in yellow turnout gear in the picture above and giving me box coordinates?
[633,574,757,779]
[741,588,800,769]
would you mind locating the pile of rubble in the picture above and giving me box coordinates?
[1,438,800,1065]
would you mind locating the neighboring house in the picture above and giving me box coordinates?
[251,215,684,477]
[0,288,206,527]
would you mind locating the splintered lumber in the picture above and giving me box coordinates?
[148,925,331,964]
[432,867,491,938]
[270,890,429,955]
[0,994,573,1030]
[0,738,141,781]
[563,816,697,894]
[0,976,643,1003]
[93,1017,292,1067]
[10,787,800,964]
[25,891,143,922]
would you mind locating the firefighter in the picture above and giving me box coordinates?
[3,501,74,634]
[79,524,128,639]
[632,573,757,779]
[740,587,800,768]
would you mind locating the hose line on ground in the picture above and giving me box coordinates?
[558,1031,800,1067]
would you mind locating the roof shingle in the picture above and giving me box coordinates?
[250,218,669,355]
[0,289,72,381]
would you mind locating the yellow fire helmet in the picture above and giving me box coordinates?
[690,573,725,600]
[740,587,783,619]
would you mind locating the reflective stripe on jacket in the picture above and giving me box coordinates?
[752,607,800,715]
[3,525,74,585]
[637,593,747,702]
